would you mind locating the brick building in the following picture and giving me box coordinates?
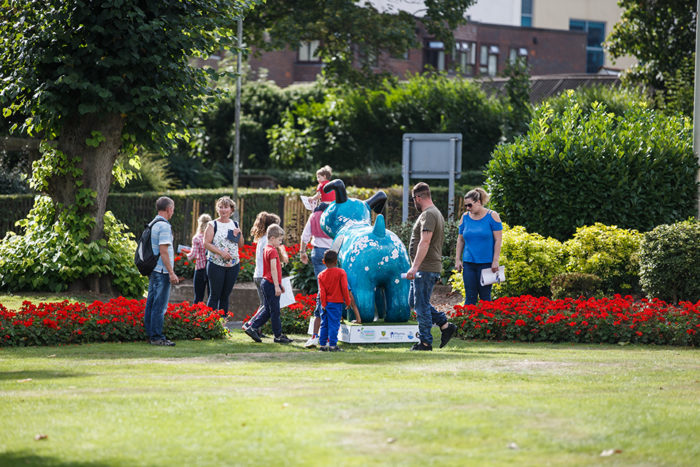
[247,20,586,87]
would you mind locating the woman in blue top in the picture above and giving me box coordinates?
[455,188,503,305]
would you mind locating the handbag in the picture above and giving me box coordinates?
[480,266,506,286]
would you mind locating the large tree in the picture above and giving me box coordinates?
[607,0,697,115]
[0,0,258,293]
[244,0,476,84]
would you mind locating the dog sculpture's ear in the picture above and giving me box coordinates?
[365,191,387,214]
[324,179,347,203]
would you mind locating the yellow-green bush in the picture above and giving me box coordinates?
[563,223,642,295]
[449,224,566,300]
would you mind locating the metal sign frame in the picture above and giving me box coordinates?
[402,133,462,221]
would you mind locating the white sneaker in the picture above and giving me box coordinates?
[304,336,319,348]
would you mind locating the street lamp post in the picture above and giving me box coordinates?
[694,0,700,218]
[233,17,242,218]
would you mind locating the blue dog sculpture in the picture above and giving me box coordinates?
[320,180,411,323]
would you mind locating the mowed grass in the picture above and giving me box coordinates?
[1,330,699,466]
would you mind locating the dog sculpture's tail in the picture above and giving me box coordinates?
[372,213,386,238]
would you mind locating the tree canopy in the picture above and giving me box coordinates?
[244,0,476,84]
[0,0,259,293]
[606,0,697,115]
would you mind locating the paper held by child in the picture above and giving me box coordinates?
[279,276,296,308]
[300,195,318,211]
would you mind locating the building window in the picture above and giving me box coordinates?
[391,49,409,60]
[359,47,379,68]
[425,41,445,71]
[479,44,499,76]
[453,41,476,75]
[569,20,605,73]
[508,47,528,64]
[521,0,533,27]
[298,40,320,63]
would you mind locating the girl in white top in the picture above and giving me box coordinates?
[204,196,244,318]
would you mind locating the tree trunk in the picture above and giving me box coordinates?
[48,113,125,293]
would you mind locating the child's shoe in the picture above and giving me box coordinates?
[318,345,330,352]
[304,336,319,348]
[328,346,344,352]
[274,334,293,344]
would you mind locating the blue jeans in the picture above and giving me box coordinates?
[311,246,328,317]
[206,262,240,316]
[144,272,171,341]
[320,302,343,347]
[410,271,447,346]
[193,267,208,304]
[248,279,282,338]
[462,262,493,305]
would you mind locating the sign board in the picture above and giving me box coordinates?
[307,321,419,344]
[402,133,462,221]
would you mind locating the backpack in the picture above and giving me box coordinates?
[134,218,167,276]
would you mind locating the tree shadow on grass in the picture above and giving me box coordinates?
[0,369,84,381]
[0,451,112,467]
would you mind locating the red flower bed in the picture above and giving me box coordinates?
[0,298,226,347]
[448,295,700,346]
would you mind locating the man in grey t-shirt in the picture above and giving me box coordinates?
[144,196,179,346]
[406,182,456,351]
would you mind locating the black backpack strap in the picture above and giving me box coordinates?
[148,218,167,228]
[213,220,217,234]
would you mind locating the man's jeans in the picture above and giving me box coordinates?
[144,272,171,341]
[462,262,493,305]
[310,246,328,317]
[410,271,447,346]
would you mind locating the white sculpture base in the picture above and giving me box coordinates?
[308,320,419,344]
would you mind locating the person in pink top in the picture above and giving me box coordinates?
[300,202,333,348]
[187,213,211,304]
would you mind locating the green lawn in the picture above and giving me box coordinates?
[1,330,698,466]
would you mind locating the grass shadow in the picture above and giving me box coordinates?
[0,451,113,467]
[0,369,84,381]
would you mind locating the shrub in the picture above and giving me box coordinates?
[448,295,700,346]
[447,224,566,300]
[563,223,642,295]
[550,273,603,299]
[543,85,651,118]
[493,225,566,298]
[486,97,697,240]
[639,219,700,303]
[269,73,505,171]
[0,197,147,298]
[290,246,318,294]
[0,298,226,347]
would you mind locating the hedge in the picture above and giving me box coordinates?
[0,185,473,248]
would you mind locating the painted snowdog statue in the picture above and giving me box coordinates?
[320,179,411,323]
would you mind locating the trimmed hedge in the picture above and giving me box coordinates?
[486,98,697,240]
[0,185,472,249]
